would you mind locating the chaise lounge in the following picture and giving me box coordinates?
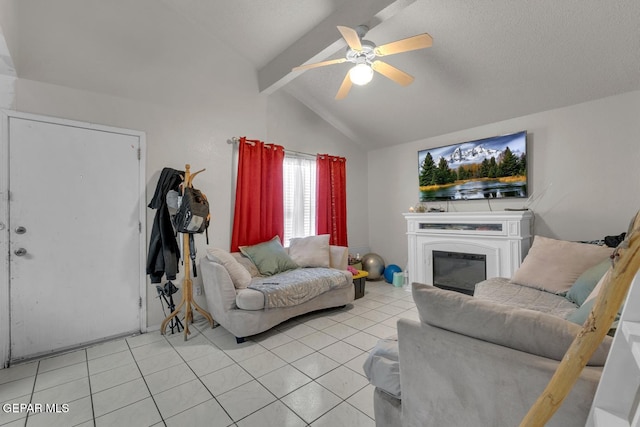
[200,235,355,342]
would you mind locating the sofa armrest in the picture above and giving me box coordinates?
[200,257,237,323]
[397,319,601,427]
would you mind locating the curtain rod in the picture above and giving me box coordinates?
[227,136,316,159]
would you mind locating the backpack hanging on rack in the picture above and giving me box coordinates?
[173,186,210,238]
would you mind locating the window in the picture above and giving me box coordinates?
[283,154,316,247]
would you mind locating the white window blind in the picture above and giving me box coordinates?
[283,154,316,247]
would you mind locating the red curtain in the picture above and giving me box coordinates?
[316,154,348,246]
[231,138,285,252]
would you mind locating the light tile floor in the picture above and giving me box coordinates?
[0,281,417,427]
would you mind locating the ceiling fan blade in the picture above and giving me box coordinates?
[293,58,347,71]
[335,72,353,100]
[374,33,433,57]
[371,60,414,86]
[337,26,362,51]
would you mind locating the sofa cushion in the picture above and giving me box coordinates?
[239,236,299,276]
[474,277,578,319]
[235,288,265,310]
[412,283,611,366]
[231,252,261,277]
[289,234,330,267]
[206,248,252,289]
[511,236,613,295]
[565,259,611,306]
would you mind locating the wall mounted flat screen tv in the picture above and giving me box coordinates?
[418,130,527,201]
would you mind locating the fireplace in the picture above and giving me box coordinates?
[433,250,486,295]
[404,211,533,288]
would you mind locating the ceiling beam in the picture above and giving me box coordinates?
[258,0,416,94]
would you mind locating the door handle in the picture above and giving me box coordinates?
[14,248,27,256]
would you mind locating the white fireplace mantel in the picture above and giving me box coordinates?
[404,211,534,288]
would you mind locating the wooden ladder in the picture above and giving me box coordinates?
[520,212,640,426]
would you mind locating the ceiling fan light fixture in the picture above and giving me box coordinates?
[349,63,373,85]
[293,26,433,99]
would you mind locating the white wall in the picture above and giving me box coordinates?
[14,78,268,328]
[368,90,640,270]
[12,68,638,330]
[12,78,371,329]
[0,75,15,109]
[0,23,16,109]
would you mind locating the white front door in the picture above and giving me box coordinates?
[2,112,146,362]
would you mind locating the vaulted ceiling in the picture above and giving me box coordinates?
[1,0,639,149]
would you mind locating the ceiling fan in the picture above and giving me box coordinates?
[293,25,432,100]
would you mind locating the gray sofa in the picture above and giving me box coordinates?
[200,244,354,342]
[368,235,616,427]
[381,282,610,427]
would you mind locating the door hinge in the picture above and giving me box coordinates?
[137,148,141,160]
[139,297,142,308]
[139,222,142,233]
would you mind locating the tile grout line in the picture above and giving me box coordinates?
[23,360,40,426]
[83,349,161,424]
[259,305,382,422]
[194,322,310,425]
[84,348,97,427]
[125,337,167,427]
[7,285,408,426]
[191,320,344,425]
[239,322,373,423]
[164,326,236,426]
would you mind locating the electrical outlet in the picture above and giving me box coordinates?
[195,286,202,296]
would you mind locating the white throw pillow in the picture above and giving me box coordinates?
[231,252,261,277]
[288,235,331,268]
[511,236,613,295]
[206,248,252,289]
[329,245,349,270]
[584,269,611,304]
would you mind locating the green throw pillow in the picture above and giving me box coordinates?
[239,236,298,276]
[565,259,610,306]
[566,298,620,336]
[566,299,595,325]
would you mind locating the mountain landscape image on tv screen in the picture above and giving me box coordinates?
[418,131,527,202]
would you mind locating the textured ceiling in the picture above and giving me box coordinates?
[285,0,640,147]
[2,0,639,149]
[159,0,337,70]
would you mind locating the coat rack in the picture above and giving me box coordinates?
[160,164,215,340]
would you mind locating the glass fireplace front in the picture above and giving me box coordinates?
[432,250,486,295]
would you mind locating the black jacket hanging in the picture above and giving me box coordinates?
[146,167,183,284]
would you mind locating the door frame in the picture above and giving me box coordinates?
[0,110,147,367]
